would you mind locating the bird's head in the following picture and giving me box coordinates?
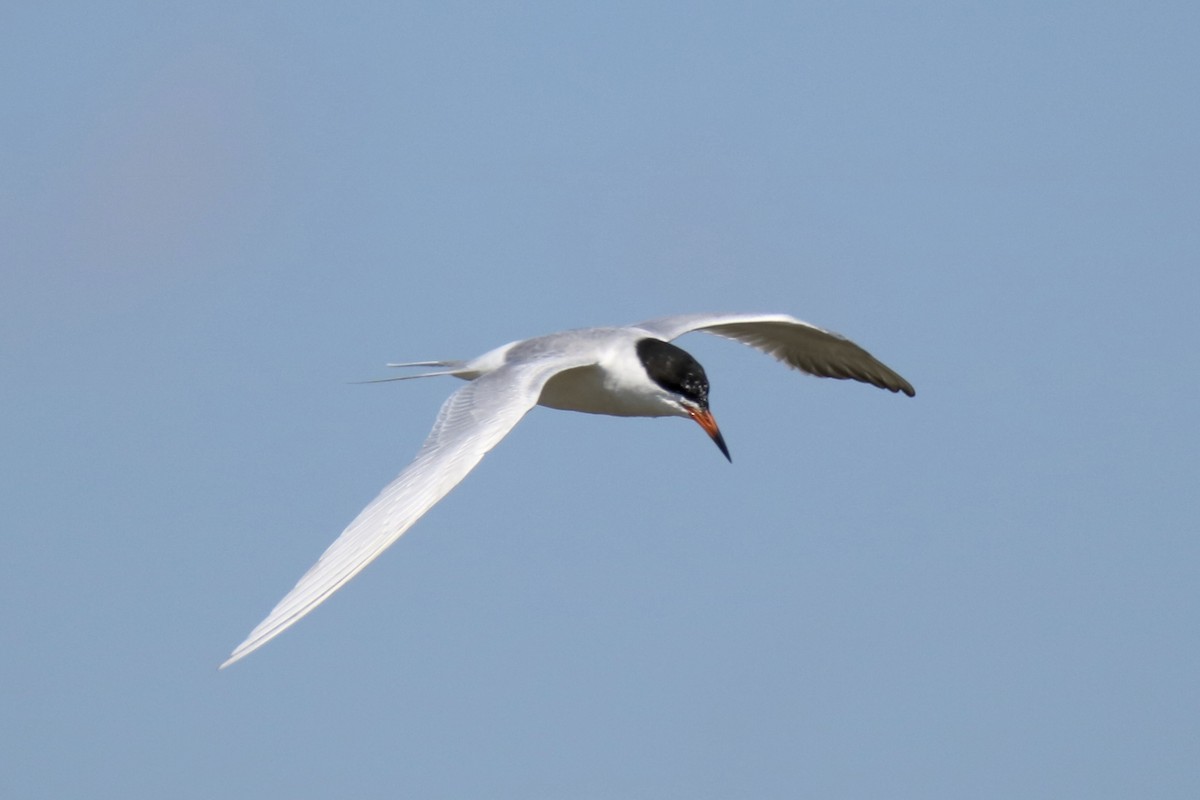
[635,338,731,462]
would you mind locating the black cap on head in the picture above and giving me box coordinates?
[635,338,710,406]
[636,338,731,462]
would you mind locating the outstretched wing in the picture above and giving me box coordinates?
[633,312,915,397]
[221,355,593,668]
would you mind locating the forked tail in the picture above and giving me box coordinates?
[354,360,473,384]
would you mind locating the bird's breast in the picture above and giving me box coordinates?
[537,365,675,418]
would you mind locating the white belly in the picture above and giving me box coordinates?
[537,365,675,417]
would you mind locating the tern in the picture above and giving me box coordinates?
[222,312,914,667]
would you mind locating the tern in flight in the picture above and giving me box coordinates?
[222,312,914,667]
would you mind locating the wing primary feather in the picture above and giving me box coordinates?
[220,356,591,668]
[634,313,915,397]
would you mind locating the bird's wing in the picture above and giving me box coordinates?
[633,312,915,397]
[221,355,594,668]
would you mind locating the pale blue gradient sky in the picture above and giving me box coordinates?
[3,3,1198,798]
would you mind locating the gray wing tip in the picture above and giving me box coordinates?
[219,638,261,670]
[874,370,915,397]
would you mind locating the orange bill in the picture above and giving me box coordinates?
[687,407,731,462]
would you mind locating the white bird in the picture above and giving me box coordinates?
[221,312,914,667]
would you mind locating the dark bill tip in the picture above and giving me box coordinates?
[711,429,732,462]
[688,407,732,463]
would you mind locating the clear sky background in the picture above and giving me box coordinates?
[3,3,1197,798]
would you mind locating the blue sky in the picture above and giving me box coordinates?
[3,2,1198,798]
